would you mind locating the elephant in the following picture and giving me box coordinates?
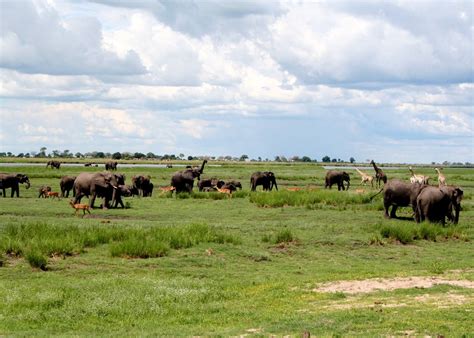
[221,183,238,192]
[198,178,225,191]
[38,185,52,198]
[105,161,118,171]
[73,172,120,209]
[250,171,278,191]
[325,171,350,191]
[171,160,207,193]
[226,180,242,190]
[132,175,153,197]
[60,176,76,197]
[46,160,61,169]
[107,185,133,208]
[376,179,426,219]
[415,186,463,225]
[0,173,31,197]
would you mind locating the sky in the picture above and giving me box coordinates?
[0,0,473,163]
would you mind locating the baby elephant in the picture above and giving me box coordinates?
[38,185,52,198]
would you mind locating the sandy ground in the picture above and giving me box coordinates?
[314,276,474,294]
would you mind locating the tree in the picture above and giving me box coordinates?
[187,155,194,161]
[112,152,122,160]
[331,158,337,162]
[38,147,47,158]
[301,156,312,162]
[146,152,156,159]
[350,157,355,163]
[179,153,185,160]
[75,152,83,158]
[239,154,249,161]
[274,156,281,162]
[134,152,146,159]
[322,156,331,162]
[17,153,24,157]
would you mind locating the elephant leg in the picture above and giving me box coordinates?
[390,205,398,218]
[89,194,97,208]
[384,203,390,219]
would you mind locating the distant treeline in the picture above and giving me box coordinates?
[0,148,471,166]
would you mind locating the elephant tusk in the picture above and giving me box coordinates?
[112,185,118,189]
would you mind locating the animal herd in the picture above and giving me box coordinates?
[0,160,464,225]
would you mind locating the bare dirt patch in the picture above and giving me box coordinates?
[314,276,474,294]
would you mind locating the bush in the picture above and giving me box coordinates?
[25,249,48,270]
[274,229,295,244]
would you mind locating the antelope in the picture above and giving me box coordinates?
[69,200,91,216]
[46,191,61,199]
[354,168,374,187]
[159,186,176,193]
[434,168,446,187]
[286,187,302,191]
[216,187,232,197]
[409,166,430,184]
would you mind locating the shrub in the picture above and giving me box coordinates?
[25,249,48,270]
[274,229,295,244]
[380,224,414,244]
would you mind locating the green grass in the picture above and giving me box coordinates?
[0,162,473,336]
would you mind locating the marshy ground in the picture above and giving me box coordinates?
[0,161,473,336]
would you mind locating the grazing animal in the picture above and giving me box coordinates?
[325,171,350,191]
[160,186,176,193]
[46,191,61,199]
[370,160,387,187]
[216,187,232,197]
[409,166,430,184]
[46,160,61,169]
[198,178,225,191]
[105,161,118,171]
[250,171,278,191]
[0,173,31,197]
[226,180,242,190]
[38,185,52,198]
[60,176,76,197]
[69,200,91,216]
[286,187,302,191]
[171,160,207,193]
[435,168,446,187]
[354,168,374,187]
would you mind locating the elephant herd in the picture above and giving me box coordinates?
[0,161,464,225]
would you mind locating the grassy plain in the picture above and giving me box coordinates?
[0,161,473,336]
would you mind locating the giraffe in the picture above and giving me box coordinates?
[370,160,387,188]
[434,168,446,187]
[409,166,430,184]
[354,168,374,187]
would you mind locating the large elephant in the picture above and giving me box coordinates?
[105,161,118,171]
[378,179,426,219]
[250,171,278,191]
[198,178,225,191]
[46,160,61,169]
[60,176,76,197]
[325,171,350,191]
[132,175,154,197]
[0,173,31,197]
[73,172,120,208]
[415,186,463,225]
[171,160,207,193]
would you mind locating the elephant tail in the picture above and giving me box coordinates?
[369,188,384,201]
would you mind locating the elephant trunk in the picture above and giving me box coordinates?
[110,186,117,209]
[272,178,278,191]
[454,205,460,224]
[199,160,207,174]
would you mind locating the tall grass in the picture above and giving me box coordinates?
[0,222,241,266]
[380,222,468,244]
[249,190,373,208]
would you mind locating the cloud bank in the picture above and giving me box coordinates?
[0,0,472,163]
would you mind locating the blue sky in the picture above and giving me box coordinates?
[0,0,472,163]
